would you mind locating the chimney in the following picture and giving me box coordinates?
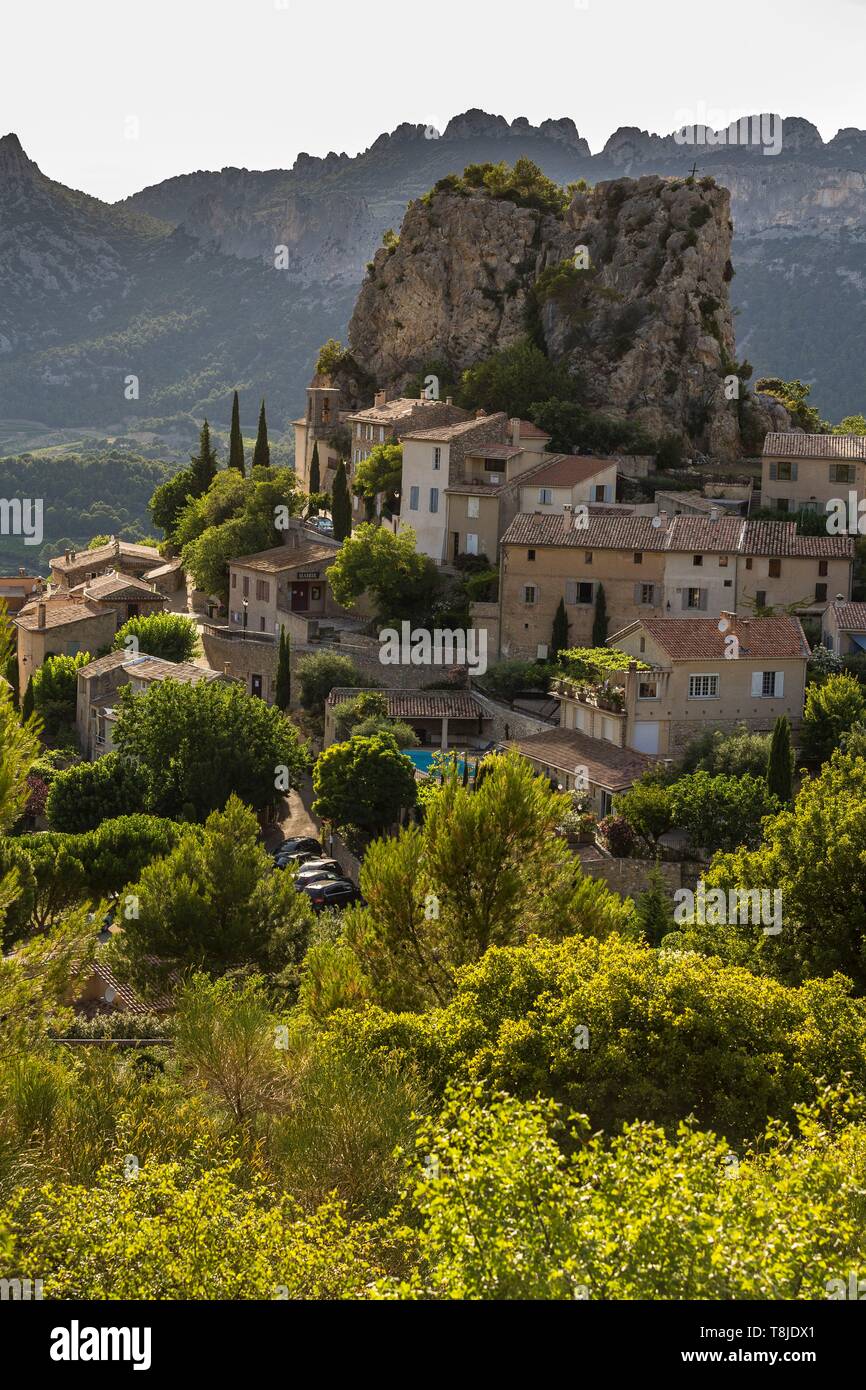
[511,417,521,447]
[18,566,25,576]
[374,390,387,409]
[37,602,46,628]
[708,505,721,522]
[445,396,453,407]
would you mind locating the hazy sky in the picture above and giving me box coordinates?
[4,0,866,201]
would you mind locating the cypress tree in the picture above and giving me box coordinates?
[766,714,794,804]
[228,390,245,474]
[275,628,291,711]
[190,420,218,495]
[635,863,676,947]
[252,400,270,469]
[21,676,34,720]
[309,440,321,514]
[551,597,570,663]
[332,459,351,541]
[592,584,608,648]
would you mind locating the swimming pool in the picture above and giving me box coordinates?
[406,749,468,775]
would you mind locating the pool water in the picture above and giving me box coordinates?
[406,749,468,776]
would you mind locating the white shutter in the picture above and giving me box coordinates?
[634,583,643,604]
[566,580,577,605]
[775,671,784,697]
[769,462,777,480]
[751,671,763,697]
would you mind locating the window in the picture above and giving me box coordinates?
[430,487,439,514]
[819,560,829,577]
[639,637,646,653]
[466,533,479,555]
[585,551,593,563]
[379,427,385,442]
[776,499,789,514]
[260,617,266,632]
[768,558,781,579]
[523,584,537,605]
[685,588,706,610]
[777,462,795,481]
[538,488,553,505]
[830,464,856,484]
[638,678,658,700]
[255,579,270,602]
[242,576,250,597]
[719,555,728,567]
[815,583,828,602]
[754,671,784,698]
[756,590,767,608]
[356,424,362,439]
[467,496,480,519]
[745,558,753,571]
[527,549,536,562]
[566,580,594,605]
[634,551,643,564]
[640,583,655,605]
[433,447,442,471]
[594,484,607,503]
[689,674,719,699]
[409,486,419,511]
[693,554,703,567]
[231,573,237,589]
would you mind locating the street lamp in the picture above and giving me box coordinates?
[242,598,248,633]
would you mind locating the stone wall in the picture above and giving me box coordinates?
[579,857,704,900]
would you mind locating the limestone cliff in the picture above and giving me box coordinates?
[339,173,783,458]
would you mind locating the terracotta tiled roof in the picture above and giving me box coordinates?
[501,511,855,558]
[466,444,523,460]
[510,726,657,792]
[348,398,469,427]
[51,540,161,572]
[129,658,223,685]
[231,541,338,572]
[629,614,811,661]
[403,412,509,443]
[77,650,133,678]
[828,602,866,632]
[763,432,866,460]
[87,959,174,1014]
[15,594,113,631]
[502,512,666,550]
[327,687,483,720]
[144,558,184,579]
[519,454,617,487]
[72,572,163,600]
[517,419,552,440]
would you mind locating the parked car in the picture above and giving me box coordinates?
[293,859,344,889]
[272,836,322,864]
[312,516,334,534]
[301,878,364,912]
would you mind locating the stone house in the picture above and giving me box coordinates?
[0,571,44,615]
[75,650,227,758]
[69,572,168,626]
[821,600,866,655]
[601,612,810,755]
[399,412,513,561]
[49,538,162,589]
[508,724,660,819]
[15,594,118,697]
[761,432,866,513]
[498,512,852,660]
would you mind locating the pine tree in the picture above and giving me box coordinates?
[228,391,245,475]
[21,677,33,720]
[252,400,270,469]
[551,597,570,663]
[190,420,218,495]
[332,459,351,541]
[592,584,608,648]
[635,863,676,947]
[275,628,291,711]
[766,714,794,804]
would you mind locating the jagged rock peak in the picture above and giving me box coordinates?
[0,132,38,177]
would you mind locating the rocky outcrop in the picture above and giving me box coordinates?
[340,174,780,458]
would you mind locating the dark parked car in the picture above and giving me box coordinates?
[271,836,322,862]
[301,878,364,912]
[293,859,344,890]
